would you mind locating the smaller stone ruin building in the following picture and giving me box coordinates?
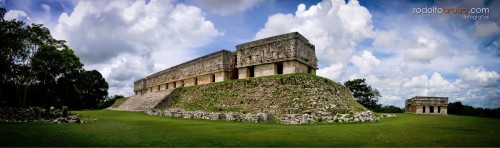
[134,32,318,95]
[405,96,448,114]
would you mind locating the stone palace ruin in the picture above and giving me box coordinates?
[405,96,448,114]
[112,32,379,124]
[133,32,318,95]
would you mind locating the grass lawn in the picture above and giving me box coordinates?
[0,110,499,147]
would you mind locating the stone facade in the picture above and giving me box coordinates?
[134,32,318,95]
[405,96,448,114]
[134,50,236,95]
[236,32,318,79]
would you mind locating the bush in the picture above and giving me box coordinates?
[62,106,69,117]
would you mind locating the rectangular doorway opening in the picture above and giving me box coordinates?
[308,67,313,74]
[438,106,441,113]
[423,106,426,113]
[194,78,198,85]
[247,66,254,77]
[276,63,283,75]
[211,75,215,82]
[173,83,176,88]
[430,106,434,113]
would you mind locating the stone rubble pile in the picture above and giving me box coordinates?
[0,107,80,123]
[280,114,315,124]
[146,108,378,124]
[52,115,83,124]
[146,109,274,122]
[280,111,378,124]
[379,113,397,118]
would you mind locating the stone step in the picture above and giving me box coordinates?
[114,88,179,111]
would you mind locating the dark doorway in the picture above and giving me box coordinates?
[423,106,426,113]
[430,106,434,113]
[247,66,254,77]
[194,78,198,85]
[308,67,312,74]
[438,106,441,113]
[276,63,283,74]
[211,75,215,82]
[173,83,176,88]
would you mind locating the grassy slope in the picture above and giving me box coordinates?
[172,73,366,115]
[0,110,498,147]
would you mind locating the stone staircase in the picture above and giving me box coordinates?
[112,88,179,111]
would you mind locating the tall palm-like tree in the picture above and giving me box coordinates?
[0,7,6,21]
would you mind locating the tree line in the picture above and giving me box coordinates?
[448,101,500,118]
[0,7,109,110]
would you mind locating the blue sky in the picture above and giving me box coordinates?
[2,0,499,108]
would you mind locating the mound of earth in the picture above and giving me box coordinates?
[164,73,375,123]
[172,73,368,114]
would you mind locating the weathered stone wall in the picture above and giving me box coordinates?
[134,78,147,94]
[238,68,248,79]
[283,60,309,74]
[197,74,213,85]
[235,32,317,69]
[134,50,236,93]
[254,63,275,77]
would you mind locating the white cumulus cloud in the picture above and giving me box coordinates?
[54,0,221,96]
[461,66,500,87]
[3,10,30,21]
[351,50,380,75]
[187,0,264,16]
[474,21,500,37]
[254,0,374,64]
[317,63,345,81]
[404,35,447,63]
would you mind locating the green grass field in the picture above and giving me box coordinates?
[0,110,499,147]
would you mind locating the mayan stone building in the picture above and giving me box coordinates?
[236,32,317,79]
[405,96,448,114]
[134,50,236,95]
[134,32,317,95]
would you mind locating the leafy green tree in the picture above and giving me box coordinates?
[78,70,109,109]
[0,7,108,109]
[344,78,382,111]
[448,101,465,115]
[0,20,29,106]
